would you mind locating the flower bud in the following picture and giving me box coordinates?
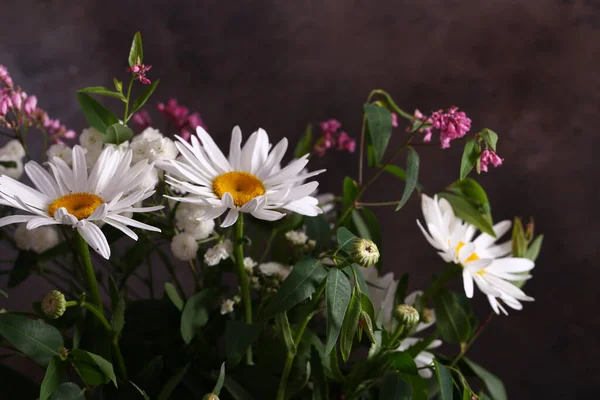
[350,238,380,267]
[203,395,219,400]
[394,304,420,328]
[421,307,434,324]
[41,290,66,319]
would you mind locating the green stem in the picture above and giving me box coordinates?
[450,311,494,368]
[277,353,295,400]
[234,214,253,365]
[259,229,278,263]
[80,301,111,331]
[420,263,462,304]
[188,260,202,290]
[356,200,401,207]
[123,78,135,123]
[74,232,103,312]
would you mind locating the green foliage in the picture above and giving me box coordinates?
[381,372,412,399]
[77,92,119,133]
[364,103,393,165]
[433,290,471,345]
[164,282,184,311]
[464,357,507,400]
[180,289,218,343]
[112,298,126,335]
[79,86,126,101]
[128,31,144,66]
[395,148,420,211]
[212,362,227,396]
[49,383,85,400]
[131,79,160,115]
[0,313,63,366]
[70,349,118,387]
[439,192,495,237]
[294,124,313,158]
[525,234,544,261]
[479,128,499,151]
[226,321,263,367]
[434,360,454,400]
[305,215,331,248]
[339,289,361,362]
[104,123,134,145]
[8,250,37,287]
[157,363,190,400]
[325,268,352,354]
[40,357,65,400]
[460,139,481,180]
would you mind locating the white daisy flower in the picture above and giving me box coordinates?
[133,127,163,143]
[0,145,163,259]
[159,126,325,228]
[0,139,26,159]
[0,154,23,180]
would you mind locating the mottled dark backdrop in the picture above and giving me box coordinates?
[1,0,598,398]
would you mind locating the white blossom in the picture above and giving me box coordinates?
[258,262,292,280]
[204,239,233,266]
[0,139,25,159]
[170,233,199,261]
[46,143,73,165]
[79,128,104,151]
[285,230,308,246]
[220,299,235,315]
[244,257,257,274]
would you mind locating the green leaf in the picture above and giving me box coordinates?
[220,375,255,400]
[407,374,428,400]
[433,290,471,345]
[439,193,495,237]
[225,320,262,367]
[113,78,123,93]
[0,160,17,168]
[343,264,369,294]
[460,139,481,180]
[77,92,119,134]
[111,298,126,335]
[164,282,184,311]
[131,79,160,115]
[70,349,117,387]
[40,357,65,400]
[79,86,125,100]
[263,257,327,319]
[336,226,356,253]
[511,217,527,258]
[364,103,393,165]
[0,313,63,366]
[351,209,371,240]
[342,177,359,211]
[450,178,492,220]
[395,148,420,211]
[305,215,331,248]
[381,372,412,399]
[49,383,85,400]
[294,124,313,158]
[479,129,499,151]
[385,351,418,375]
[128,31,144,67]
[339,290,361,362]
[525,235,544,261]
[212,362,226,396]
[157,363,190,400]
[463,358,507,400]
[359,311,376,344]
[325,268,352,355]
[104,123,134,145]
[434,360,454,400]
[129,381,151,399]
[310,346,329,400]
[395,273,409,306]
[359,292,376,323]
[180,288,218,343]
[0,289,7,297]
[8,250,37,288]
[108,276,120,308]
[275,312,296,353]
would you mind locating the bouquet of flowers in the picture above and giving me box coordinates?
[0,33,542,400]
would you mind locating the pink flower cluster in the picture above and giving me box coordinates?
[314,119,356,156]
[133,98,206,140]
[407,109,434,142]
[430,106,472,149]
[127,61,152,85]
[480,149,503,172]
[0,65,74,143]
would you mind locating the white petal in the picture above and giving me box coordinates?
[486,257,535,273]
[103,219,138,240]
[228,126,242,170]
[26,217,61,230]
[24,162,60,199]
[77,220,111,259]
[462,269,474,298]
[474,220,511,249]
[195,126,231,173]
[71,146,88,192]
[251,209,286,221]
[0,215,37,228]
[106,214,161,233]
[220,208,239,228]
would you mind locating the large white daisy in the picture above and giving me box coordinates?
[159,126,325,227]
[0,145,163,259]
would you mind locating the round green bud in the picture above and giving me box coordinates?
[421,308,434,324]
[41,290,67,319]
[394,304,420,327]
[350,238,380,268]
[203,394,220,400]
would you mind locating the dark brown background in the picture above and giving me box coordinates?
[1,0,598,398]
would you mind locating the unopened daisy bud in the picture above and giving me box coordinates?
[350,238,379,267]
[41,290,67,319]
[394,304,420,328]
[203,394,220,400]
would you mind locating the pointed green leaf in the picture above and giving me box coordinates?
[336,226,356,253]
[131,79,160,115]
[276,312,296,353]
[396,148,420,211]
[433,290,471,344]
[325,268,352,354]
[359,311,376,344]
[111,298,125,335]
[70,349,117,387]
[294,124,313,158]
[164,282,184,311]
[464,357,507,400]
[104,123,134,145]
[407,374,428,400]
[364,103,393,165]
[180,288,218,343]
[351,209,371,240]
[450,178,492,220]
[113,78,123,93]
[479,129,498,151]
[511,217,528,258]
[342,264,369,294]
[49,383,85,400]
[40,357,65,400]
[128,31,144,67]
[225,320,262,367]
[381,372,412,399]
[339,290,361,362]
[263,257,327,319]
[438,193,495,237]
[525,235,544,261]
[212,362,226,396]
[77,92,119,134]
[0,313,63,366]
[0,289,7,297]
[460,139,481,180]
[342,177,359,211]
[79,86,125,100]
[395,273,409,306]
[130,381,151,399]
[434,360,454,400]
[157,363,190,400]
[382,165,424,190]
[385,351,418,375]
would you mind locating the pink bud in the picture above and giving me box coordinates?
[64,130,76,139]
[23,95,37,115]
[0,96,12,115]
[11,92,22,110]
[391,113,398,128]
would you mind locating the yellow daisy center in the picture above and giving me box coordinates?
[212,171,265,207]
[48,193,104,220]
[455,241,480,263]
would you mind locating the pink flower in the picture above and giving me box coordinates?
[64,130,77,139]
[157,99,206,137]
[337,131,356,153]
[430,106,471,149]
[313,119,355,156]
[0,95,12,115]
[187,112,204,129]
[320,119,341,134]
[391,112,398,128]
[23,95,37,115]
[480,149,503,172]
[408,109,434,142]
[127,63,152,85]
[0,65,13,86]
[132,110,152,129]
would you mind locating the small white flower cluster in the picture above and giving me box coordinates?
[0,140,26,179]
[285,230,308,246]
[220,298,235,315]
[258,262,292,280]
[14,224,61,254]
[170,232,199,261]
[204,239,233,266]
[175,203,216,240]
[243,257,257,274]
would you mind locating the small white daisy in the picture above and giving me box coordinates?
[159,126,325,228]
[397,337,442,379]
[0,145,163,259]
